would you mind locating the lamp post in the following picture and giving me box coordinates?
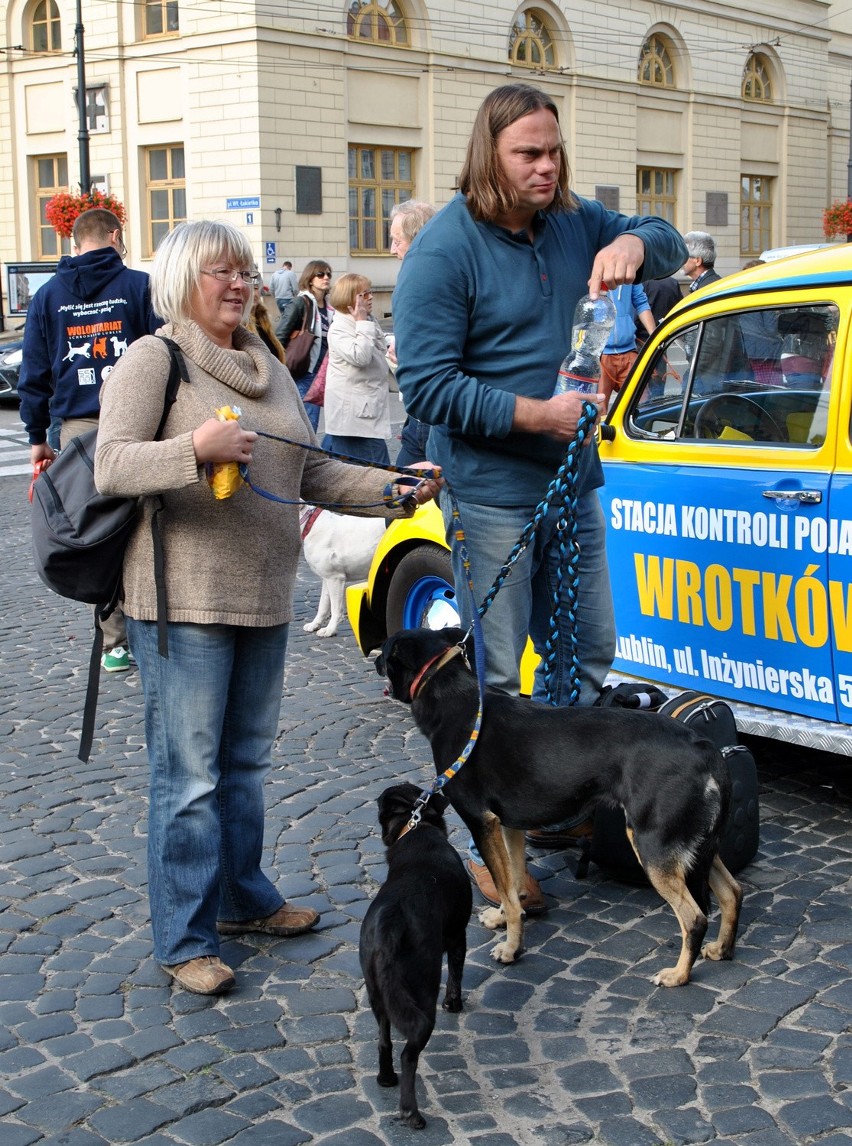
[75,0,90,194]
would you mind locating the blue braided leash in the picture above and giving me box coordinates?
[407,399,598,827]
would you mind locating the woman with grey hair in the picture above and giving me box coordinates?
[95,220,441,996]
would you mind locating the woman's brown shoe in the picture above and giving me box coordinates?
[163,956,235,995]
[217,903,320,937]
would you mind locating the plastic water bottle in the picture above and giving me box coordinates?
[553,288,616,395]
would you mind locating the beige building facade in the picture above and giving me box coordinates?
[1,0,852,321]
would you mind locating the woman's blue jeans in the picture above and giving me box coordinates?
[127,618,288,966]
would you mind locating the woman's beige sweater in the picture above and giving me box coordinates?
[95,321,404,626]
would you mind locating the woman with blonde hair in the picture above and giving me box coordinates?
[94,221,440,996]
[322,273,393,465]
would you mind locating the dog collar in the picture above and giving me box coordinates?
[299,505,323,541]
[409,644,464,701]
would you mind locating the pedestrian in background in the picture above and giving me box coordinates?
[683,231,720,292]
[277,260,333,432]
[389,199,437,467]
[322,274,393,465]
[600,283,656,407]
[270,259,299,318]
[18,207,161,674]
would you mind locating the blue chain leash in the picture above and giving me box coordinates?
[452,398,598,707]
[406,400,598,830]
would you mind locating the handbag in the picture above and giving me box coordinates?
[286,298,316,380]
[303,353,328,406]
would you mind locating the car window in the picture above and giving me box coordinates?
[626,303,838,447]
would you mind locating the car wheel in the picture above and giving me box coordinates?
[386,544,459,634]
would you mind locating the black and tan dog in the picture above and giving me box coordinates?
[359,782,473,1129]
[376,628,743,988]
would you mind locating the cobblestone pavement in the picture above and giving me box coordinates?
[3,467,852,1146]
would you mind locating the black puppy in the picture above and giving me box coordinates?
[359,782,473,1129]
[376,628,743,987]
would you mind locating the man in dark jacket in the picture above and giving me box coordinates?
[19,208,160,672]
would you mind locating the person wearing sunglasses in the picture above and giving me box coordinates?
[322,274,393,465]
[94,221,443,997]
[276,260,334,431]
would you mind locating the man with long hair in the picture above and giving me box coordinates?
[393,84,686,908]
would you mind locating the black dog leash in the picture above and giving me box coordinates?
[239,427,440,513]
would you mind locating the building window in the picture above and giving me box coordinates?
[638,34,674,88]
[637,167,676,224]
[348,146,414,253]
[741,175,772,257]
[742,53,772,103]
[145,145,186,255]
[509,10,555,69]
[30,0,61,52]
[145,0,179,38]
[35,154,70,259]
[347,0,408,45]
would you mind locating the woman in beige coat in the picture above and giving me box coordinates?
[321,273,393,465]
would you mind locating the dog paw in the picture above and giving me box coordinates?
[303,620,321,633]
[478,906,506,930]
[377,1071,398,1088]
[396,1110,426,1130]
[316,626,338,638]
[652,966,689,988]
[701,940,732,962]
[442,995,463,1013]
[491,940,518,964]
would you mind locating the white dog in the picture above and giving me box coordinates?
[300,507,385,637]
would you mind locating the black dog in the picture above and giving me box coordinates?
[359,782,473,1129]
[376,628,743,987]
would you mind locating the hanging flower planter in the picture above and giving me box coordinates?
[822,199,852,241]
[44,190,127,240]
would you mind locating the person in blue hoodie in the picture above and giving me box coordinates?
[600,283,656,407]
[19,208,161,672]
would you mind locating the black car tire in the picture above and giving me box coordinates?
[386,544,458,635]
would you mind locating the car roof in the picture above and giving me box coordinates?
[671,243,852,316]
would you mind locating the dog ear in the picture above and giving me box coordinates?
[374,652,385,676]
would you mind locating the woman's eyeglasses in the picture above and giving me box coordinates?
[202,268,261,286]
[315,271,332,278]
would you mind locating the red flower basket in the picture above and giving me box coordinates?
[44,190,127,240]
[822,200,852,241]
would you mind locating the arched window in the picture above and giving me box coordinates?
[742,53,772,103]
[509,10,555,70]
[30,0,61,52]
[638,34,674,88]
[347,0,408,46]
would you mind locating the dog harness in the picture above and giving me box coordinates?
[298,505,324,542]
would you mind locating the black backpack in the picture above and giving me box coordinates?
[584,689,760,884]
[30,337,188,761]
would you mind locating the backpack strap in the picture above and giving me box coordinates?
[78,338,188,762]
[149,338,189,658]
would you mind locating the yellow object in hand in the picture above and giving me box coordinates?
[207,405,244,499]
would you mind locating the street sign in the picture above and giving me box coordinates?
[226,196,261,210]
[265,242,277,264]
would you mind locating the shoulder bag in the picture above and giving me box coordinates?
[286,297,316,380]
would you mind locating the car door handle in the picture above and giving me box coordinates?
[762,489,822,505]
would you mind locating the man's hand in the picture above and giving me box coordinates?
[588,233,646,297]
[30,442,56,468]
[513,392,604,442]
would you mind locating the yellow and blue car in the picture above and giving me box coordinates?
[347,245,852,753]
